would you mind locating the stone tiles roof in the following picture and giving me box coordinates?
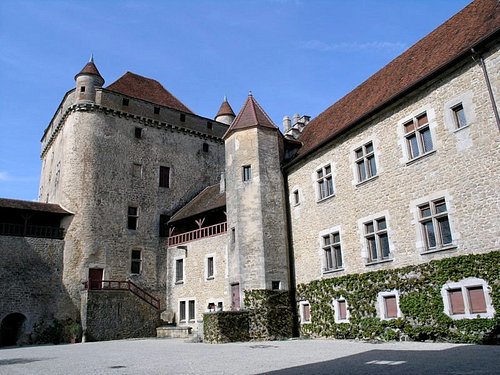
[296,0,500,159]
[223,93,278,139]
[169,184,226,223]
[215,97,236,118]
[74,60,104,80]
[106,72,194,114]
[0,198,71,215]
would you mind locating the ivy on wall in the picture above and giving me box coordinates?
[297,252,500,343]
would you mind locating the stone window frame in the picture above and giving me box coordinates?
[376,290,402,321]
[418,198,454,253]
[318,225,344,274]
[443,91,476,133]
[299,301,311,324]
[174,256,185,284]
[397,107,437,165]
[130,248,142,275]
[159,165,171,188]
[333,297,349,323]
[178,298,196,323]
[205,253,216,281]
[127,206,139,230]
[313,161,335,202]
[134,127,142,139]
[353,140,378,184]
[441,278,495,320]
[358,210,394,266]
[242,165,252,182]
[410,191,458,255]
[132,162,142,178]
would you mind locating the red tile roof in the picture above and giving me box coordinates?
[0,198,71,214]
[215,97,236,118]
[74,61,104,81]
[296,0,500,160]
[169,184,226,223]
[106,72,193,114]
[223,93,278,139]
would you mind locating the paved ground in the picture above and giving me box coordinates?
[1,338,499,374]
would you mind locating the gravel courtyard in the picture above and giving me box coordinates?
[1,338,499,375]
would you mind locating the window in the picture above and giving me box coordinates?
[231,227,235,244]
[130,250,142,274]
[299,301,311,324]
[242,165,252,181]
[154,106,160,115]
[202,143,209,152]
[179,301,186,322]
[180,113,186,122]
[135,127,142,139]
[316,164,334,200]
[452,103,467,129]
[206,256,214,279]
[383,296,398,319]
[403,112,433,159]
[322,232,343,272]
[127,207,138,230]
[207,121,213,130]
[122,98,129,106]
[159,214,169,237]
[377,291,401,320]
[364,217,390,262]
[419,199,453,252]
[80,86,86,93]
[442,279,494,319]
[293,190,300,205]
[334,298,349,323]
[159,166,170,188]
[272,281,281,290]
[188,300,196,321]
[132,163,142,178]
[175,258,184,283]
[354,141,377,182]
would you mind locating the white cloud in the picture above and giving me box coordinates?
[299,40,407,53]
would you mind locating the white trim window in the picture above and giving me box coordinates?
[299,301,311,324]
[355,141,377,183]
[403,112,433,159]
[377,291,402,320]
[451,103,468,129]
[333,298,349,323]
[364,217,391,263]
[418,198,453,252]
[178,299,196,323]
[441,278,495,320]
[316,164,334,200]
[322,232,343,272]
[174,257,185,284]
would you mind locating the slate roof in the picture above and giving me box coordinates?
[296,0,500,159]
[215,97,236,118]
[169,184,226,223]
[106,72,194,114]
[0,198,71,215]
[223,93,279,139]
[74,60,104,81]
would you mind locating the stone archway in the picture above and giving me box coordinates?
[0,313,27,346]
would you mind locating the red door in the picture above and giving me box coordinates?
[231,283,240,310]
[88,268,103,290]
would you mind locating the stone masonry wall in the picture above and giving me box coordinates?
[287,43,500,286]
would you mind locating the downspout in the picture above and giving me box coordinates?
[282,167,299,337]
[472,48,500,131]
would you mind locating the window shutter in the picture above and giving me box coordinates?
[338,301,347,320]
[449,289,465,314]
[303,304,310,322]
[384,296,398,318]
[468,287,487,313]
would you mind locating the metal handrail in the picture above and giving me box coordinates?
[82,280,160,309]
[168,222,227,247]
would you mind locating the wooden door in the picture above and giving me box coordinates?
[88,268,103,290]
[231,283,240,310]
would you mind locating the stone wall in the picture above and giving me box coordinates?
[287,43,500,286]
[81,289,159,342]
[0,235,76,344]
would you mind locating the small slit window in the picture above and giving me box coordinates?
[154,106,160,115]
[207,121,213,129]
[122,98,129,106]
[243,165,252,182]
[203,143,209,152]
[135,127,142,139]
[180,113,186,122]
[80,86,86,93]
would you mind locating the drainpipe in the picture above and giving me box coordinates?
[472,48,500,131]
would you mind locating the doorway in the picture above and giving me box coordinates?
[88,268,104,290]
[231,283,240,310]
[0,313,27,346]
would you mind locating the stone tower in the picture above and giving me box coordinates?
[214,96,236,125]
[224,93,290,309]
[74,55,105,104]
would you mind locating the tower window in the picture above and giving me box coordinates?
[154,106,160,115]
[159,166,170,188]
[135,127,142,139]
[127,207,138,230]
[242,165,252,181]
[203,143,209,152]
[207,121,213,129]
[180,113,186,122]
[130,250,142,274]
[80,86,86,93]
[122,98,129,106]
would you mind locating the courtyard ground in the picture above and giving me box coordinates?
[0,338,499,374]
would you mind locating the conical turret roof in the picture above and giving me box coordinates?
[223,93,277,139]
[215,96,235,118]
[74,56,104,81]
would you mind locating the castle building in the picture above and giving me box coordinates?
[0,0,499,345]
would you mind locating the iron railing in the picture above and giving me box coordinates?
[82,280,160,309]
[168,222,227,247]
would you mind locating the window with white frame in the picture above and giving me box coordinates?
[441,278,495,320]
[403,112,433,159]
[377,291,401,320]
[355,141,377,182]
[322,232,343,272]
[364,217,390,263]
[316,164,334,200]
[206,256,214,280]
[299,301,311,324]
[179,300,186,322]
[175,257,184,283]
[178,299,196,323]
[418,198,453,252]
[333,298,349,323]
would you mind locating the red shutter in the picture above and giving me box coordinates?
[468,287,487,313]
[449,289,465,314]
[338,301,347,320]
[384,296,398,318]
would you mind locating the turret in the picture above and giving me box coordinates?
[74,55,105,104]
[214,96,236,125]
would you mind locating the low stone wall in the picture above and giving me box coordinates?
[203,311,250,343]
[81,289,159,342]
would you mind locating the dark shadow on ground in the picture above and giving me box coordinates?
[262,345,500,375]
[0,358,51,366]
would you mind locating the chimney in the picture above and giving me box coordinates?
[282,116,291,132]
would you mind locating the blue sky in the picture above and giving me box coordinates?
[0,0,470,201]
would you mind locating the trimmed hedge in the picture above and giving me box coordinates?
[203,311,250,343]
[297,251,500,343]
